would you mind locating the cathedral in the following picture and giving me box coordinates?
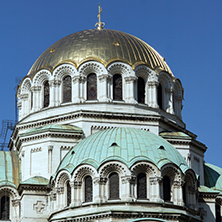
[0,5,221,222]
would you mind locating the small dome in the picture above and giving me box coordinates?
[28,29,172,76]
[56,128,188,174]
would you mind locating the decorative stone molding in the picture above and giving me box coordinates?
[31,147,42,153]
[33,70,51,86]
[60,146,73,150]
[33,200,45,214]
[107,62,133,76]
[131,162,159,177]
[56,171,71,186]
[53,64,77,80]
[48,145,53,151]
[78,61,107,76]
[149,176,162,185]
[73,166,96,181]
[56,187,64,194]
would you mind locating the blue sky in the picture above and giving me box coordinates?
[0,1,221,167]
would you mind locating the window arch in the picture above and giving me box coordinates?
[137,173,147,199]
[66,181,71,206]
[0,196,9,220]
[87,73,97,100]
[43,81,50,108]
[109,172,119,200]
[163,175,171,201]
[113,74,122,101]
[137,77,145,104]
[157,83,163,109]
[84,176,93,202]
[63,76,72,103]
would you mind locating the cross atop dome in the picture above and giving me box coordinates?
[95,4,105,30]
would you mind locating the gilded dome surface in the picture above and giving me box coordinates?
[28,29,172,76]
[56,128,188,174]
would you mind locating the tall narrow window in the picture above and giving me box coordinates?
[31,91,33,109]
[43,81,50,108]
[66,181,71,206]
[0,196,9,220]
[157,83,163,109]
[182,182,187,205]
[87,73,97,100]
[85,176,93,202]
[163,176,171,202]
[63,76,72,103]
[109,172,119,200]
[137,77,145,104]
[113,74,122,101]
[216,203,221,222]
[137,173,147,199]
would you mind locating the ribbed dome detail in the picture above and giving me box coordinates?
[56,128,188,174]
[28,29,172,76]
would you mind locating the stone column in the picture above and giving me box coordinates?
[148,81,159,108]
[72,75,81,103]
[166,87,174,114]
[48,146,53,174]
[56,187,64,209]
[98,74,111,102]
[70,181,75,207]
[100,177,107,203]
[54,80,61,106]
[80,76,86,102]
[173,181,184,206]
[121,175,134,202]
[33,86,41,110]
[149,177,162,202]
[93,177,101,203]
[124,76,137,103]
[20,94,29,117]
[74,181,82,206]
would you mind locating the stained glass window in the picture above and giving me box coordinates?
[113,74,122,101]
[137,173,147,199]
[137,77,145,104]
[157,83,163,109]
[67,181,71,206]
[43,81,49,108]
[109,173,119,200]
[0,196,9,220]
[87,73,97,100]
[163,176,171,201]
[85,176,93,202]
[63,76,72,103]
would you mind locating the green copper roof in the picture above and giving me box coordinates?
[56,128,189,174]
[0,151,20,188]
[21,124,82,137]
[204,163,222,192]
[21,176,49,185]
[198,185,219,193]
[159,132,191,140]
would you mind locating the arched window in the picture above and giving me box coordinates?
[63,76,72,103]
[113,74,122,101]
[182,181,187,205]
[87,73,97,100]
[85,176,93,202]
[157,83,163,109]
[31,91,33,110]
[109,172,119,200]
[137,77,145,104]
[163,176,171,202]
[0,196,9,220]
[66,181,71,206]
[43,81,50,108]
[137,173,147,199]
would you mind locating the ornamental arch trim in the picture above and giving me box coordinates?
[130,161,159,177]
[0,186,18,199]
[53,63,77,81]
[107,62,134,77]
[173,79,183,100]
[158,71,173,89]
[32,69,52,86]
[98,160,130,178]
[72,165,97,182]
[78,61,107,77]
[55,170,71,187]
[161,164,183,182]
[20,78,32,94]
[135,65,152,81]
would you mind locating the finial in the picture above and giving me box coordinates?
[95,4,105,30]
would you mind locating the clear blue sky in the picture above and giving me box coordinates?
[0,1,221,167]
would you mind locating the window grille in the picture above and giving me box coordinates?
[87,73,97,100]
[113,74,122,101]
[109,173,119,199]
[67,181,71,206]
[85,176,93,202]
[43,81,49,108]
[137,77,145,104]
[63,76,72,103]
[137,173,147,199]
[0,196,9,220]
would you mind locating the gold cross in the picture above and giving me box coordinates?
[95,4,105,30]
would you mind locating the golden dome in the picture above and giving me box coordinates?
[28,29,172,76]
